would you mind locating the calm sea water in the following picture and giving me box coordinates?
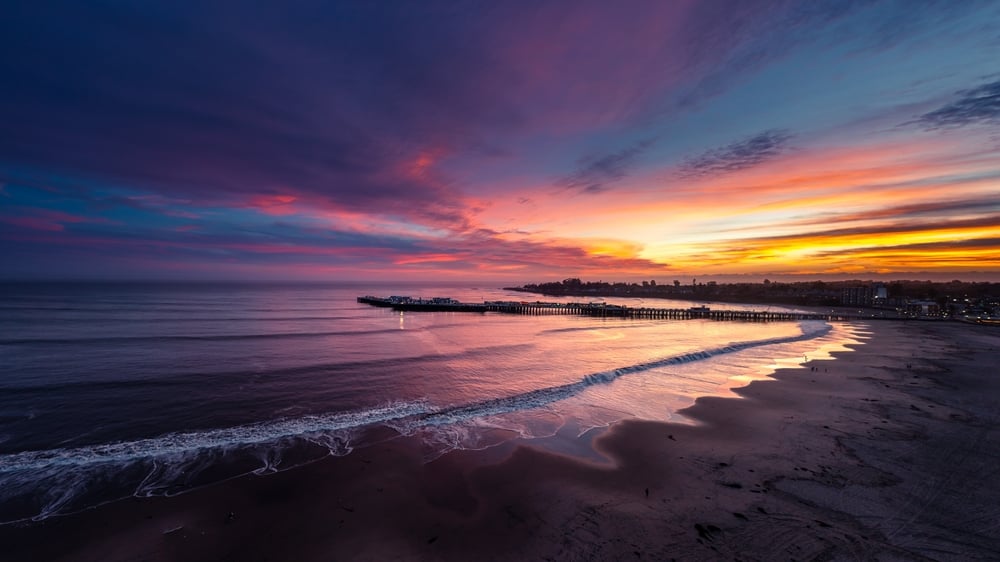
[0,282,861,523]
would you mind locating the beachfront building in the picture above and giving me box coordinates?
[841,284,887,307]
[905,300,943,318]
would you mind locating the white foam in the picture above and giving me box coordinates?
[0,321,833,523]
[4,323,831,475]
[0,400,431,473]
[401,321,832,431]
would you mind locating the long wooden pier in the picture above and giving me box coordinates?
[357,296,884,322]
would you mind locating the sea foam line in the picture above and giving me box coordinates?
[0,322,831,473]
[0,401,432,473]
[413,321,832,428]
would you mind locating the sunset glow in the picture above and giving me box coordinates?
[1,2,998,281]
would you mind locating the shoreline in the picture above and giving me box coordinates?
[3,321,999,560]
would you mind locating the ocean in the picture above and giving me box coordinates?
[0,282,861,524]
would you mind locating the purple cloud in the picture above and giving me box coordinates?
[556,139,655,194]
[677,130,794,179]
[916,78,1000,129]
[0,1,842,225]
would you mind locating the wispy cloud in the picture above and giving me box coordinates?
[0,206,115,232]
[671,213,1000,273]
[557,139,655,194]
[800,215,995,243]
[916,78,1000,129]
[0,182,672,279]
[2,2,998,280]
[677,129,793,179]
[814,237,1000,256]
[768,197,1000,230]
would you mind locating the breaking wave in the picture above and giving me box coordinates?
[0,401,432,473]
[0,322,831,524]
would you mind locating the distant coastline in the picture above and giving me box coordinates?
[504,283,817,307]
[505,278,1000,319]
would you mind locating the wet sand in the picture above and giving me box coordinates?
[3,321,999,561]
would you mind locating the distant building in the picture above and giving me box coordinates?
[842,286,873,307]
[842,284,887,308]
[906,300,941,318]
[873,284,888,307]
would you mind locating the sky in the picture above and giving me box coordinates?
[1,0,999,283]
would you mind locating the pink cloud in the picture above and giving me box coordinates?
[246,194,300,216]
[0,209,108,231]
[394,253,464,266]
[2,216,66,231]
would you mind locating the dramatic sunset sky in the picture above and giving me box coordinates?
[2,1,999,282]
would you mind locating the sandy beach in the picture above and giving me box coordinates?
[3,320,999,561]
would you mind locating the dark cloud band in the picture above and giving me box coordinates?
[916,78,1000,129]
[677,129,793,179]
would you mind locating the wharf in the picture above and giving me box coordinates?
[357,296,887,322]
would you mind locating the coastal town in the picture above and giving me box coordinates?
[505,278,1000,322]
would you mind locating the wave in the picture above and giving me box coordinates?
[411,321,831,428]
[1,321,488,347]
[0,342,539,394]
[1,322,829,472]
[540,322,660,335]
[0,401,431,474]
[0,322,831,523]
[0,315,358,324]
[0,306,354,314]
[0,328,409,346]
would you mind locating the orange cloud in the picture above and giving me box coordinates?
[394,254,463,265]
[470,132,999,278]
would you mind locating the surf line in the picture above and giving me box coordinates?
[412,322,832,427]
[0,322,831,472]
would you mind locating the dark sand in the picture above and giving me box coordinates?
[3,321,999,561]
